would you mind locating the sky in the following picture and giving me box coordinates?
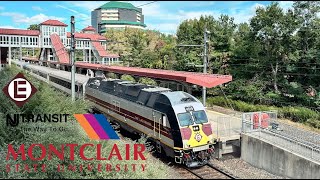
[0,1,294,34]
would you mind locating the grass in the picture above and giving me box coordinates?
[0,66,177,179]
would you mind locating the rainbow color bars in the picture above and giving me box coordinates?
[74,114,120,140]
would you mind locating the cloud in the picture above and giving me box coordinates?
[278,1,294,12]
[56,1,294,34]
[56,4,90,19]
[32,6,44,11]
[0,25,15,29]
[67,1,105,11]
[227,3,266,24]
[0,6,4,10]
[0,12,66,25]
[56,4,91,27]
[147,23,178,34]
[144,10,220,34]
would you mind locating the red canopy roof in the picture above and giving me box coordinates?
[66,32,106,40]
[40,20,68,27]
[75,62,232,88]
[0,28,39,36]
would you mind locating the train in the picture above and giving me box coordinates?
[15,61,216,167]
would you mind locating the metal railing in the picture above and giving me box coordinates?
[241,111,320,163]
[211,114,242,139]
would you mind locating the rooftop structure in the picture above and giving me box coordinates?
[82,26,96,34]
[39,19,68,27]
[91,1,146,34]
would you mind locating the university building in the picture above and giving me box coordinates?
[0,19,120,68]
[91,1,146,34]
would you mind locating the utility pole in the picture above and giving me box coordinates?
[70,16,75,101]
[177,27,210,107]
[203,27,210,107]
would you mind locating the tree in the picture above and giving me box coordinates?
[175,15,236,73]
[27,24,40,30]
[249,2,297,93]
[292,1,320,88]
[105,28,176,69]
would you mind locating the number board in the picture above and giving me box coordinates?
[185,106,194,112]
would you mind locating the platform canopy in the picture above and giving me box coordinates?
[75,62,232,88]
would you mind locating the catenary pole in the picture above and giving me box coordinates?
[71,16,75,101]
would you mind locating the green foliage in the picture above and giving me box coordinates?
[306,118,320,129]
[105,28,176,69]
[278,106,319,122]
[138,77,157,86]
[176,14,236,73]
[106,72,117,79]
[121,74,136,82]
[27,24,40,30]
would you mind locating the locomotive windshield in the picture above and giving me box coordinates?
[177,113,194,127]
[178,110,209,127]
[193,110,208,124]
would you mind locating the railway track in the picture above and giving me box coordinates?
[179,163,237,179]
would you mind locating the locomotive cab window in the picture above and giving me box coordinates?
[146,93,159,108]
[177,112,194,127]
[192,110,208,124]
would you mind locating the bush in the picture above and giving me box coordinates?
[106,72,117,79]
[138,77,157,86]
[121,74,136,82]
[279,106,319,122]
[306,118,320,129]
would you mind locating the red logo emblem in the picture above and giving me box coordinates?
[2,73,37,107]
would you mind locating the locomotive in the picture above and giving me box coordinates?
[16,61,216,167]
[85,76,215,167]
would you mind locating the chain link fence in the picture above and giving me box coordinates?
[241,111,320,163]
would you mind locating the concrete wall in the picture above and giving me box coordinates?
[241,134,320,179]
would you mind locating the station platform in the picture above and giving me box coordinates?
[206,107,242,158]
[14,60,89,84]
